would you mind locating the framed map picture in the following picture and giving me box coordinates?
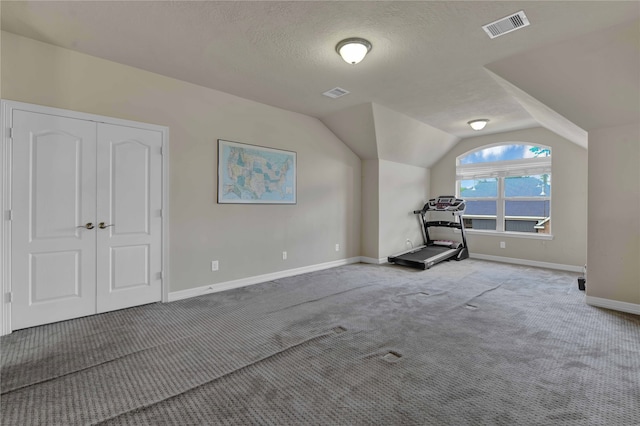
[218,139,297,204]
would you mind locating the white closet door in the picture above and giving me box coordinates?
[95,123,163,313]
[11,110,97,330]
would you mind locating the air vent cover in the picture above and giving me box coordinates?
[482,10,530,39]
[323,87,350,99]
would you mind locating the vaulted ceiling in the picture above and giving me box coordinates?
[2,1,638,167]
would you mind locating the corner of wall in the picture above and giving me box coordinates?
[587,123,640,307]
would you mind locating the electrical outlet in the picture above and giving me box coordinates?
[335,244,340,252]
[211,260,219,271]
[500,241,506,249]
[282,251,287,260]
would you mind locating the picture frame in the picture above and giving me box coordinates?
[217,139,297,204]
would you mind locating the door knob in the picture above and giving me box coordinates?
[77,222,94,229]
[98,222,114,229]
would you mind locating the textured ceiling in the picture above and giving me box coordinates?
[1,1,639,141]
[487,19,640,131]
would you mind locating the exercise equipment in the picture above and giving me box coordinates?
[388,196,469,270]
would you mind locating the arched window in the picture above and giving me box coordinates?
[456,144,551,235]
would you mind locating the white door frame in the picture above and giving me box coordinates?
[1,100,170,336]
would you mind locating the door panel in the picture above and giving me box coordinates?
[12,111,97,330]
[30,250,81,302]
[112,141,150,234]
[31,132,83,240]
[110,244,149,290]
[96,123,162,312]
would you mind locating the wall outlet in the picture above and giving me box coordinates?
[282,251,287,260]
[211,260,219,271]
[500,241,506,249]
[335,243,340,252]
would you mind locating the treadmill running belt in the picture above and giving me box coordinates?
[396,246,449,262]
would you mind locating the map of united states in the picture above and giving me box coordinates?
[220,143,295,203]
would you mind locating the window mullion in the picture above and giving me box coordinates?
[497,177,505,232]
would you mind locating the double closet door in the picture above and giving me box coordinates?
[11,109,164,330]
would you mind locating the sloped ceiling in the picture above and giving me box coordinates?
[373,104,458,169]
[486,19,640,132]
[1,1,639,165]
[322,103,459,169]
[486,70,588,149]
[321,103,379,161]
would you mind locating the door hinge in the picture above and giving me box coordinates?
[6,128,13,139]
[5,292,12,303]
[4,210,11,221]
[158,271,164,280]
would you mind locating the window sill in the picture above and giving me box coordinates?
[457,229,554,240]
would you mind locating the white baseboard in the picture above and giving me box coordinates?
[168,257,361,302]
[586,296,640,315]
[469,253,583,273]
[360,256,389,265]
[170,254,586,304]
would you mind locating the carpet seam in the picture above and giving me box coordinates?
[458,282,505,309]
[0,326,245,395]
[90,328,341,425]
[1,282,374,394]
[263,283,377,314]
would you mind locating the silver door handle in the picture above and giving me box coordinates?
[77,222,94,229]
[98,222,114,229]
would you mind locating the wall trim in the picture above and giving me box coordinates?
[586,296,640,316]
[360,256,389,265]
[169,257,362,302]
[1,101,10,336]
[470,253,583,273]
[169,253,587,304]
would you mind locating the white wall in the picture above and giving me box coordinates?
[321,103,378,160]
[430,127,587,268]
[378,160,430,258]
[360,160,380,260]
[587,123,640,306]
[359,159,430,261]
[372,104,459,169]
[1,32,361,292]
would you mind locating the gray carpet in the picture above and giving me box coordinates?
[1,259,639,425]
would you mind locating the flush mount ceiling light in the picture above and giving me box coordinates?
[336,38,372,65]
[468,119,490,131]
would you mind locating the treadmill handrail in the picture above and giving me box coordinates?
[424,220,463,229]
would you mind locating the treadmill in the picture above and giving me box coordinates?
[388,196,469,270]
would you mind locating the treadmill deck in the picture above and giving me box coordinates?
[388,245,461,270]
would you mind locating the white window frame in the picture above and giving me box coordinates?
[456,146,552,239]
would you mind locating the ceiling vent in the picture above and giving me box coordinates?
[323,87,350,99]
[482,10,530,39]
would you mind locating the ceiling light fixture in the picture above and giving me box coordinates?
[336,38,372,65]
[468,119,489,131]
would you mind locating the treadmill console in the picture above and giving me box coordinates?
[427,196,466,212]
